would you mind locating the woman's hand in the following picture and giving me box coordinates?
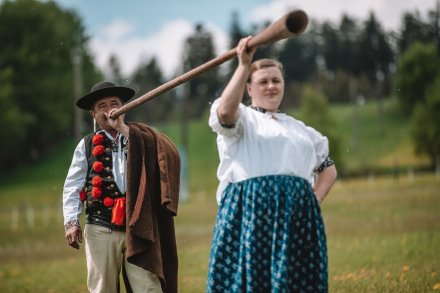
[236,36,256,67]
[314,165,337,204]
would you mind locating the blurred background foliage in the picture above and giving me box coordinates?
[0,1,439,291]
[0,0,440,176]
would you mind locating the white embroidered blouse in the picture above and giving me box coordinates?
[209,98,329,204]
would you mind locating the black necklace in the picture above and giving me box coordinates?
[249,105,281,113]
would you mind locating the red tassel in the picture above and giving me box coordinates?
[112,197,126,226]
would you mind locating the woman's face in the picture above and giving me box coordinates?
[247,66,285,112]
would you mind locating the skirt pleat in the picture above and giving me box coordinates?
[206,175,328,293]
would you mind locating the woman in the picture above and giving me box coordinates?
[206,36,337,292]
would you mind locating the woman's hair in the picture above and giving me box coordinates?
[247,58,284,83]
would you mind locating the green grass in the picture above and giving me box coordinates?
[0,97,438,292]
[0,174,439,292]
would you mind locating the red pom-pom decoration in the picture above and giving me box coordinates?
[92,134,105,145]
[103,197,114,207]
[79,191,86,202]
[92,145,105,157]
[92,176,102,187]
[92,187,102,199]
[93,162,103,172]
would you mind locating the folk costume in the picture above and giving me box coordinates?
[207,99,334,292]
[63,82,180,293]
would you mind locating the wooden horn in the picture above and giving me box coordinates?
[110,10,308,118]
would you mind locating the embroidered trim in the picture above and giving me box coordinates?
[249,105,281,113]
[219,120,236,129]
[64,219,81,231]
[315,156,335,173]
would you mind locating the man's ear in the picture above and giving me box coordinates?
[90,110,95,118]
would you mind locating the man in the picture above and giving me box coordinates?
[62,81,180,293]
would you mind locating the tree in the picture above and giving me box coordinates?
[298,86,344,173]
[320,21,341,72]
[250,21,278,61]
[227,11,246,77]
[395,42,440,114]
[411,74,440,171]
[279,35,316,83]
[428,0,440,54]
[0,0,100,168]
[0,67,34,165]
[355,12,394,84]
[128,57,174,123]
[182,24,221,118]
[398,11,435,54]
[338,15,360,75]
[108,54,125,86]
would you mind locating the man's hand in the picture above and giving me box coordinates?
[65,225,82,249]
[106,109,130,138]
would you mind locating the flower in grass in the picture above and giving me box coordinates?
[402,265,410,273]
[93,161,103,172]
[92,187,102,199]
[433,283,440,290]
[92,145,105,156]
[92,134,105,145]
[92,176,102,187]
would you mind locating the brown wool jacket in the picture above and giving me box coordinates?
[125,122,180,293]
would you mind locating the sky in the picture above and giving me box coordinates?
[50,0,438,79]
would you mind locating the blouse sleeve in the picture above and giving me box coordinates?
[208,98,244,138]
[303,125,330,171]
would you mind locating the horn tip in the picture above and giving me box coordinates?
[285,10,309,34]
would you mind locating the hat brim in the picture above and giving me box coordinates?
[76,86,135,110]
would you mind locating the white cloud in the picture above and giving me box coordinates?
[249,0,436,31]
[89,18,230,80]
[101,19,135,41]
[89,19,193,79]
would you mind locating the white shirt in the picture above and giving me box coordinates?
[209,98,329,204]
[62,130,128,225]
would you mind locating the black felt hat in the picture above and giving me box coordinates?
[76,81,135,110]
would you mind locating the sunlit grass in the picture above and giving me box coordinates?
[1,174,439,292]
[0,97,437,292]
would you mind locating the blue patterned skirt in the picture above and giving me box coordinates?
[206,175,328,293]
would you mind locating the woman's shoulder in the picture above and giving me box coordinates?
[282,113,306,126]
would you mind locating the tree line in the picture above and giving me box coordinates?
[0,0,439,172]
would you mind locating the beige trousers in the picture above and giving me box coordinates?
[84,224,162,293]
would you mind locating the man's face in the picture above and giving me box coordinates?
[90,96,123,132]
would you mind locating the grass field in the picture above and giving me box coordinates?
[0,98,438,292]
[0,173,439,292]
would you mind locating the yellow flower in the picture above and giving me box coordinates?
[433,283,440,290]
[402,265,410,273]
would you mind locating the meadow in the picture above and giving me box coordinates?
[0,98,439,292]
